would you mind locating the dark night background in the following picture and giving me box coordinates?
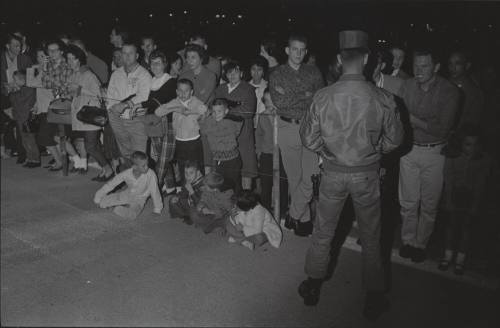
[1,0,499,75]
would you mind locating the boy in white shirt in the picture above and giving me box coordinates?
[94,151,163,219]
[155,78,207,181]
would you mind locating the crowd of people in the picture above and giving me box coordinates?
[1,24,499,320]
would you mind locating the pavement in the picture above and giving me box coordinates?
[1,157,499,327]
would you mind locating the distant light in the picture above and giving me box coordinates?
[237,14,243,19]
[488,24,493,28]
[222,14,226,18]
[232,21,236,25]
[169,13,173,17]
[183,10,188,14]
[206,20,210,24]
[215,14,220,18]
[472,27,478,32]
[149,13,153,18]
[115,17,119,22]
[36,21,41,25]
[77,21,83,26]
[288,18,292,22]
[410,23,414,27]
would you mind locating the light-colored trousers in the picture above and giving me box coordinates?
[399,144,445,249]
[278,118,319,222]
[99,189,146,219]
[107,111,147,160]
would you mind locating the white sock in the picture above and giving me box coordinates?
[71,155,82,168]
[80,158,87,170]
[456,252,466,265]
[444,249,453,261]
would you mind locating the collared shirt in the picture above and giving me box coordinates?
[269,62,324,120]
[250,79,268,126]
[381,74,459,144]
[450,76,484,129]
[5,53,18,83]
[227,82,241,94]
[95,168,163,212]
[41,59,73,98]
[107,64,152,107]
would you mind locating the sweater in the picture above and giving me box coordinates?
[159,96,207,141]
[198,188,234,219]
[94,168,163,213]
[200,115,242,161]
[231,204,282,248]
[107,64,152,107]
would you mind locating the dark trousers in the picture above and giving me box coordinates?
[305,169,384,292]
[259,152,289,215]
[215,156,242,193]
[15,123,26,158]
[84,130,109,168]
[175,138,204,183]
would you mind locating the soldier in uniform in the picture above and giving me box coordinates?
[298,30,404,321]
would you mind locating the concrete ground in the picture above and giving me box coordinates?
[1,157,499,327]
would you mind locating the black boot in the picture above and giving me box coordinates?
[284,213,297,230]
[295,220,313,237]
[363,291,390,321]
[298,277,322,306]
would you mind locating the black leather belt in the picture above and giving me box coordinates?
[413,141,446,148]
[280,116,301,124]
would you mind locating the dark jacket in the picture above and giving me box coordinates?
[300,74,404,172]
[1,52,33,109]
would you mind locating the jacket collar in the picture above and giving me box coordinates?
[339,74,366,81]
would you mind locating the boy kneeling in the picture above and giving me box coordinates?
[169,160,204,225]
[94,151,163,219]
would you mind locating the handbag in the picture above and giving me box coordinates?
[77,105,108,127]
[22,112,41,133]
[47,98,72,125]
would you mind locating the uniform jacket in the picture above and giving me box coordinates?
[300,74,404,171]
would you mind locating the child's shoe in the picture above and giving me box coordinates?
[241,240,255,250]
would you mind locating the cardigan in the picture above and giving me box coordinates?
[179,67,217,104]
[69,67,102,131]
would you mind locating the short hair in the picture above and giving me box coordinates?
[223,61,241,74]
[390,44,406,53]
[189,32,207,44]
[122,43,138,52]
[260,37,279,58]
[184,160,200,171]
[65,44,87,65]
[288,33,308,47]
[413,47,440,64]
[141,35,155,44]
[46,39,67,52]
[250,55,269,74]
[211,98,229,108]
[236,190,259,211]
[340,48,367,63]
[167,52,183,67]
[185,44,208,65]
[149,50,167,64]
[112,26,129,43]
[5,33,22,46]
[69,38,87,51]
[177,78,194,90]
[449,48,471,63]
[35,46,47,56]
[131,151,148,161]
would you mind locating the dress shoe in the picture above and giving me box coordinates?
[49,165,63,171]
[44,159,56,168]
[295,220,313,237]
[24,162,41,168]
[399,244,414,259]
[363,291,390,321]
[298,278,322,306]
[411,248,426,263]
[16,156,26,164]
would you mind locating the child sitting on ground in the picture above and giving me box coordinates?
[169,160,204,225]
[94,151,163,219]
[439,126,492,275]
[226,190,282,250]
[199,98,243,192]
[189,172,234,234]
